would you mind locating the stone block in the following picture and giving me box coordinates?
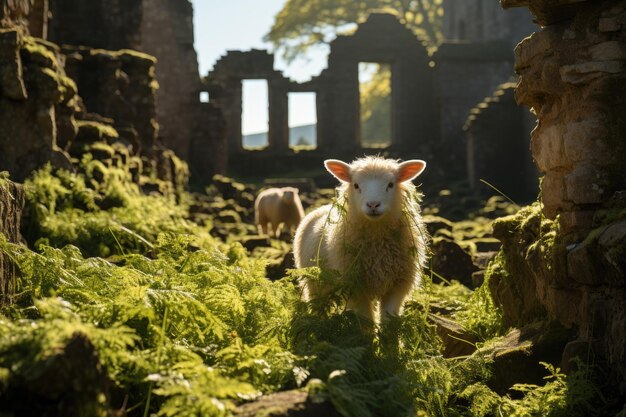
[559,210,595,235]
[531,123,568,172]
[235,389,340,417]
[560,61,624,85]
[0,29,27,100]
[589,41,626,61]
[0,180,25,305]
[563,117,609,164]
[427,313,478,358]
[430,237,479,288]
[598,17,621,32]
[541,172,566,218]
[564,163,606,205]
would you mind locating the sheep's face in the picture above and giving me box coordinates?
[325,158,426,221]
[282,190,295,203]
[349,172,396,219]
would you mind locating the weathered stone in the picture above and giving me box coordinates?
[464,82,538,202]
[422,215,454,236]
[531,123,567,172]
[0,332,111,417]
[562,116,610,164]
[64,47,158,157]
[48,0,143,51]
[430,237,479,287]
[0,36,73,181]
[471,270,485,287]
[589,41,626,61]
[540,172,566,218]
[428,313,478,358]
[568,220,626,287]
[559,210,595,236]
[483,321,575,394]
[241,236,271,252]
[560,61,624,84]
[473,239,501,253]
[0,29,27,99]
[235,389,340,417]
[564,162,606,205]
[140,0,201,162]
[0,180,24,305]
[266,252,295,282]
[599,17,621,32]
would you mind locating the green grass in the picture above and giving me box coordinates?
[0,164,611,416]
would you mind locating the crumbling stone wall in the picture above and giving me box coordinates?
[442,0,534,47]
[63,47,159,157]
[140,0,202,162]
[0,180,24,305]
[434,42,515,180]
[312,13,438,155]
[512,0,626,237]
[208,49,291,155]
[490,0,626,387]
[464,82,538,202]
[0,30,75,181]
[206,14,438,177]
[48,0,142,50]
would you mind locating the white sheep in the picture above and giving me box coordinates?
[293,156,428,322]
[255,187,305,237]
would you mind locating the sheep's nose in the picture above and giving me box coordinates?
[367,201,381,209]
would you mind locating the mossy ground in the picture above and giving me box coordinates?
[0,163,612,416]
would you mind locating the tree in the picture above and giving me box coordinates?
[265,0,444,62]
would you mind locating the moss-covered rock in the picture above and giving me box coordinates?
[0,176,24,304]
[486,204,568,327]
[430,237,479,288]
[0,34,76,181]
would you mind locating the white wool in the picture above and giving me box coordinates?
[293,156,428,322]
[255,187,305,237]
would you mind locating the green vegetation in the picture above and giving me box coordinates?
[266,0,443,62]
[0,164,610,416]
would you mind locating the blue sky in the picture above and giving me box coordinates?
[191,0,327,134]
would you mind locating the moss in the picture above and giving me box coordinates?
[486,203,565,326]
[87,142,116,159]
[21,37,58,69]
[76,121,119,141]
[116,48,157,64]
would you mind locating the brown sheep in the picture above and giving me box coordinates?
[255,187,305,237]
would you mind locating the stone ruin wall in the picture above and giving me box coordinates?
[0,181,24,305]
[494,0,626,387]
[443,0,534,48]
[464,82,538,202]
[1,0,219,184]
[140,0,226,179]
[206,11,536,187]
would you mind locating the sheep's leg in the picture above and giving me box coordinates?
[274,222,282,238]
[256,213,268,236]
[381,282,413,318]
[346,294,375,323]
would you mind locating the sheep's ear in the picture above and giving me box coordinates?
[397,160,426,183]
[324,159,352,183]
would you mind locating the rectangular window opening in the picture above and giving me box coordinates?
[359,62,392,148]
[242,79,269,150]
[199,91,210,103]
[288,92,317,150]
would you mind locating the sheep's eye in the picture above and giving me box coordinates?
[387,182,394,189]
[354,183,359,190]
